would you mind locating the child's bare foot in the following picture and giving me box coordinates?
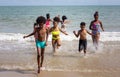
[56,45,58,49]
[57,44,61,49]
[95,47,98,50]
[53,48,56,53]
[84,50,86,56]
[84,53,86,56]
[79,50,82,53]
[38,66,40,73]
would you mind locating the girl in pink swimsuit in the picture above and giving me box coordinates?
[89,11,104,50]
[45,13,52,29]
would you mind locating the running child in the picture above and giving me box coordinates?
[73,22,94,56]
[23,16,49,73]
[60,15,70,32]
[49,17,68,53]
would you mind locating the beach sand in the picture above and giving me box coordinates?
[0,47,120,77]
[0,70,36,77]
[0,70,119,77]
[0,52,120,77]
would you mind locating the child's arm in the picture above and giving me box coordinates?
[89,21,94,30]
[100,21,104,31]
[89,21,92,30]
[59,28,68,35]
[86,30,94,36]
[49,27,52,33]
[50,19,53,22]
[73,30,80,38]
[23,29,36,39]
[23,32,35,38]
[45,29,49,46]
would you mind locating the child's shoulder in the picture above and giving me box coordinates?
[79,29,82,32]
[98,20,102,23]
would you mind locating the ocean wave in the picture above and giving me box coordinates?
[0,32,120,42]
[0,33,34,42]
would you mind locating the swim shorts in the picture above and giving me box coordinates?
[36,40,46,48]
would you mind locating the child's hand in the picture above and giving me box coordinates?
[45,42,48,46]
[66,33,68,35]
[73,31,76,34]
[23,36,27,39]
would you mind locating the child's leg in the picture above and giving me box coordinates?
[92,35,98,50]
[40,48,45,67]
[79,40,83,52]
[92,35,96,45]
[83,40,87,55]
[36,47,41,73]
[52,40,56,52]
[57,39,61,48]
[95,33,100,50]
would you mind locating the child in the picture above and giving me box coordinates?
[45,13,52,29]
[49,17,68,53]
[89,11,104,50]
[73,22,93,56]
[60,15,70,32]
[23,16,49,73]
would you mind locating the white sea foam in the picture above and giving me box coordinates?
[100,32,120,41]
[0,33,34,42]
[0,65,106,72]
[0,32,120,42]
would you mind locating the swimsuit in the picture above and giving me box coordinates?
[45,20,50,28]
[36,40,46,48]
[92,22,100,35]
[79,39,87,51]
[52,30,60,40]
[61,22,66,32]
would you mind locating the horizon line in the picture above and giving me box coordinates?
[0,5,120,6]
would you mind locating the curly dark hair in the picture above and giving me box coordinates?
[53,16,60,22]
[36,16,46,24]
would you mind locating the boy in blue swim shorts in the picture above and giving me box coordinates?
[23,16,49,73]
[36,40,46,48]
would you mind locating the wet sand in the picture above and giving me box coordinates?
[0,70,120,77]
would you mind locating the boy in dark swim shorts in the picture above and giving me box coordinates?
[73,22,93,56]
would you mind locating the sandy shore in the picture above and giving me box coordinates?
[0,70,120,77]
[0,70,36,77]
